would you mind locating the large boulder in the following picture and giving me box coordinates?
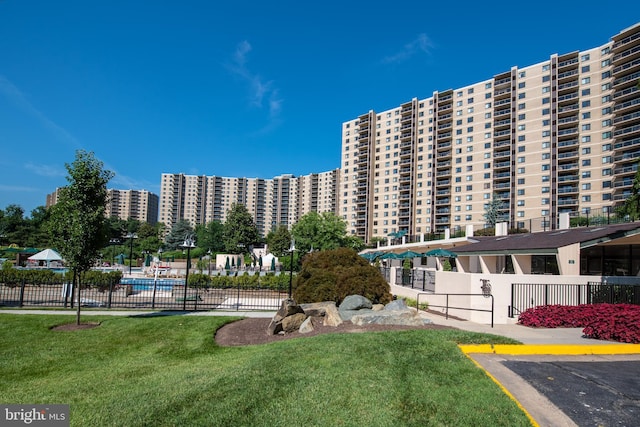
[340,295,373,310]
[300,301,343,327]
[351,309,431,327]
[267,299,306,335]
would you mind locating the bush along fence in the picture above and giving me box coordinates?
[509,280,640,318]
[0,269,290,311]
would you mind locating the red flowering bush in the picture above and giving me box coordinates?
[518,303,640,343]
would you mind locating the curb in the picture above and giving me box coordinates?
[458,343,640,355]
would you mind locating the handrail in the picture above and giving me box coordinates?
[416,292,494,328]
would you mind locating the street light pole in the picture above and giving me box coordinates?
[207,249,211,276]
[125,233,138,275]
[180,234,196,311]
[288,239,295,299]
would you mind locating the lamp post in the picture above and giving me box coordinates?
[180,234,196,311]
[125,233,138,275]
[288,239,295,299]
[157,248,163,266]
[207,249,212,276]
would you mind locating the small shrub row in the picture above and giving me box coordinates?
[187,272,289,291]
[518,303,640,343]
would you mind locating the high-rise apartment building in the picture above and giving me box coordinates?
[159,170,340,236]
[46,188,159,224]
[340,23,640,243]
[106,189,159,224]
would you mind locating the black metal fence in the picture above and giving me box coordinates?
[509,279,640,318]
[392,269,436,292]
[0,277,288,311]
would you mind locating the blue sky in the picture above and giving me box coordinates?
[2,1,639,216]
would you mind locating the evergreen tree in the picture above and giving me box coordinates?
[164,219,194,250]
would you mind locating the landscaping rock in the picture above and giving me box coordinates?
[351,309,431,327]
[267,298,305,335]
[300,301,343,327]
[385,299,409,311]
[339,295,372,311]
[299,316,316,334]
[281,313,307,333]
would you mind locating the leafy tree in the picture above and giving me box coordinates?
[342,235,365,252]
[164,219,194,250]
[616,163,640,221]
[195,220,225,253]
[0,204,26,246]
[222,203,259,254]
[46,150,114,325]
[291,211,348,253]
[265,225,292,257]
[22,206,52,248]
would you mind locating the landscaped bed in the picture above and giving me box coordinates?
[518,303,640,343]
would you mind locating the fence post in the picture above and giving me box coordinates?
[19,278,26,307]
[236,281,241,311]
[107,278,114,309]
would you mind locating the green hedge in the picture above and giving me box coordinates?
[0,268,122,292]
[187,272,289,291]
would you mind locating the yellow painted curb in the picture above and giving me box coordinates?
[459,343,640,355]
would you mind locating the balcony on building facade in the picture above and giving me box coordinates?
[558,185,579,194]
[558,197,579,206]
[558,150,579,160]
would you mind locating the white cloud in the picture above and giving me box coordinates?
[24,162,66,177]
[0,184,40,192]
[226,41,283,123]
[0,75,81,149]
[382,33,434,64]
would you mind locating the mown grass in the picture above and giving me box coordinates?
[0,314,530,426]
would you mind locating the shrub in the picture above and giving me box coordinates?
[518,303,640,343]
[293,247,392,305]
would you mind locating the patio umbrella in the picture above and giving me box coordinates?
[423,248,458,258]
[379,252,401,259]
[225,257,230,270]
[270,257,276,271]
[396,250,423,259]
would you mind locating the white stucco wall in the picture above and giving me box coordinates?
[390,270,600,325]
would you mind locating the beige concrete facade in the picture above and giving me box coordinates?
[106,189,159,224]
[46,187,159,224]
[159,170,340,236]
[341,23,640,244]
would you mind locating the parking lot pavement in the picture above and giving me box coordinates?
[460,348,640,427]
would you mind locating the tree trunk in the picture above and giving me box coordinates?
[75,270,81,325]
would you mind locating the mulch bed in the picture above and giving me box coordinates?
[51,322,101,331]
[215,317,456,347]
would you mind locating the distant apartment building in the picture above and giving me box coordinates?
[159,170,340,236]
[46,188,159,224]
[340,23,640,243]
[106,189,159,224]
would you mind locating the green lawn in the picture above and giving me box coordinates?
[0,314,531,426]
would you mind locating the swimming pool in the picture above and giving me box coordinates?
[119,278,184,292]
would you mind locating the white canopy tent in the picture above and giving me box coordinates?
[28,248,64,267]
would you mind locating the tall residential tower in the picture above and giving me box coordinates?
[340,23,640,243]
[159,170,340,236]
